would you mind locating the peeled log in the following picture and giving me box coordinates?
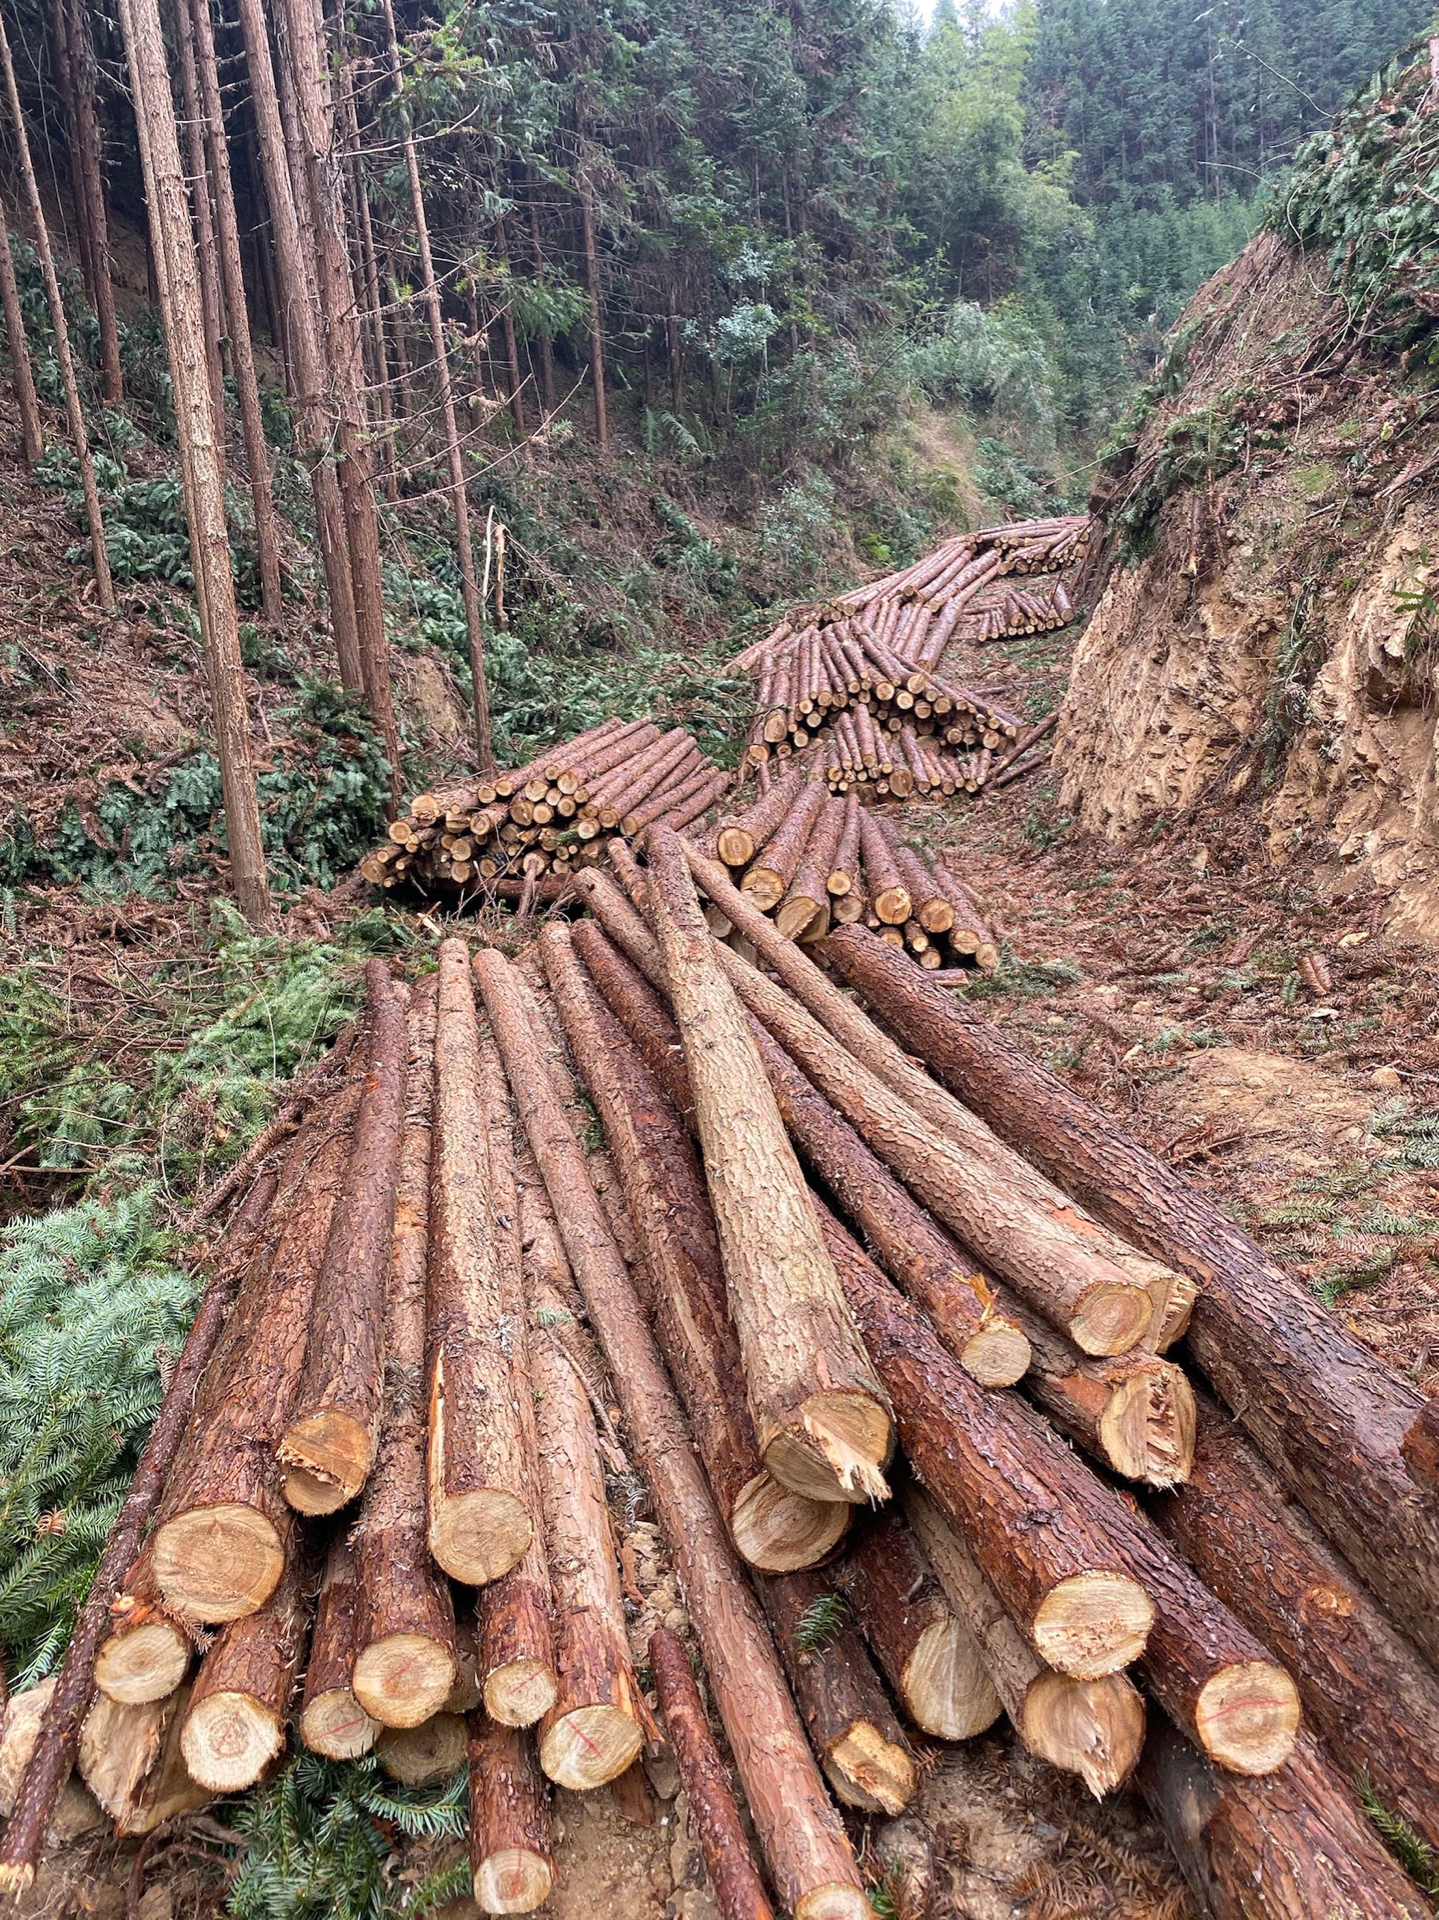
[823,925,1439,1658]
[353,981,458,1728]
[648,1627,777,1920]
[1139,1723,1433,1920]
[543,924,848,1571]
[427,939,535,1584]
[906,1487,1144,1796]
[645,827,893,1505]
[468,1716,554,1914]
[300,1537,379,1759]
[835,1509,1001,1742]
[280,962,407,1513]
[1151,1395,1439,1848]
[758,1569,917,1816]
[181,1553,308,1790]
[475,950,870,1920]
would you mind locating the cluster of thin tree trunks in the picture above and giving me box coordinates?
[3,829,1438,1919]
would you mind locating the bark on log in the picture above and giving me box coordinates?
[858,814,910,926]
[648,1627,777,1920]
[822,927,1439,1660]
[1402,1396,1439,1490]
[835,1509,1001,1742]
[1138,1723,1433,1920]
[281,963,407,1513]
[472,950,869,1920]
[427,940,535,1583]
[353,983,458,1728]
[758,1569,917,1816]
[1151,1394,1439,1847]
[712,769,807,867]
[181,1553,308,1790]
[543,924,849,1570]
[300,1537,379,1759]
[742,780,828,911]
[906,1487,1144,1796]
[468,1716,555,1914]
[568,906,1027,1389]
[645,827,893,1505]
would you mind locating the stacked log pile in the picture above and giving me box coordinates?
[360,717,731,905]
[4,852,1438,1920]
[732,515,1086,793]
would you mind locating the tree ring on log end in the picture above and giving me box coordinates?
[1099,1366,1196,1486]
[538,1705,643,1790]
[1194,1661,1301,1775]
[484,1659,560,1729]
[299,1688,379,1760]
[181,1692,282,1791]
[1024,1670,1146,1796]
[473,1847,555,1915]
[94,1621,190,1705]
[352,1633,458,1728]
[827,1719,916,1816]
[731,1472,850,1573]
[279,1409,375,1515]
[902,1619,1003,1741]
[1069,1285,1152,1358]
[765,1391,893,1506]
[428,1491,534,1586]
[152,1504,284,1622]
[376,1713,468,1785]
[794,1884,872,1920]
[960,1320,1032,1388]
[1031,1571,1153,1679]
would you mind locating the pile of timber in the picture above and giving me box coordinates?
[700,770,1000,967]
[359,717,730,905]
[4,837,1439,1920]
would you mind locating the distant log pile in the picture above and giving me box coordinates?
[360,717,730,904]
[4,842,1437,1920]
[732,515,1087,794]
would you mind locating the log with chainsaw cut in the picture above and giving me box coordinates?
[300,1538,380,1759]
[352,982,458,1728]
[280,962,407,1516]
[426,940,535,1585]
[711,766,806,867]
[78,1687,208,1836]
[739,778,828,912]
[472,949,871,1920]
[467,1716,555,1915]
[776,795,846,941]
[821,926,1439,1663]
[181,1554,308,1791]
[544,923,850,1571]
[858,812,910,925]
[644,827,894,1507]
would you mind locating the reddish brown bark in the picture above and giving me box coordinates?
[300,1537,379,1759]
[468,1716,554,1914]
[181,1553,308,1790]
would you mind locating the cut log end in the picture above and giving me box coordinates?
[428,1493,534,1587]
[1069,1283,1153,1358]
[181,1691,283,1792]
[474,1847,555,1915]
[352,1634,458,1730]
[94,1621,189,1705]
[1031,1571,1154,1680]
[903,1619,1004,1742]
[826,1721,916,1816]
[1024,1671,1146,1797]
[1193,1661,1301,1776]
[278,1410,375,1515]
[794,1888,872,1920]
[763,1390,892,1506]
[961,1319,1032,1389]
[299,1688,380,1760]
[152,1505,284,1623]
[538,1704,644,1790]
[731,1472,850,1574]
[377,1713,469,1786]
[483,1659,561,1729]
[1099,1364,1196,1486]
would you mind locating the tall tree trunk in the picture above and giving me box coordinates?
[276,0,400,800]
[0,11,113,610]
[526,178,555,416]
[232,0,363,694]
[187,0,283,623]
[378,0,493,771]
[54,0,124,405]
[340,66,397,503]
[578,165,608,449]
[0,217,42,464]
[117,0,272,927]
[171,0,226,435]
[495,216,528,447]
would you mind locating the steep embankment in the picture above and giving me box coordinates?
[1058,49,1439,938]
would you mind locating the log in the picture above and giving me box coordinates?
[300,1537,380,1759]
[475,1036,558,1731]
[1138,1724,1433,1920]
[1012,1300,1196,1487]
[78,1684,207,1835]
[834,1509,1001,1742]
[568,904,1027,1389]
[181,1553,308,1790]
[741,779,828,912]
[94,1555,193,1706]
[713,767,806,867]
[426,939,535,1584]
[776,796,845,941]
[827,793,861,899]
[353,983,458,1728]
[280,962,407,1514]
[821,928,1439,1661]
[1151,1395,1439,1848]
[1402,1396,1439,1490]
[644,827,893,1505]
[153,1085,359,1622]
[858,813,910,925]
[473,951,869,1920]
[377,1712,468,1785]
[758,1570,917,1816]
[468,1716,555,1914]
[525,1249,644,1790]
[545,923,849,1570]
[905,1488,1144,1796]
[648,1627,777,1920]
